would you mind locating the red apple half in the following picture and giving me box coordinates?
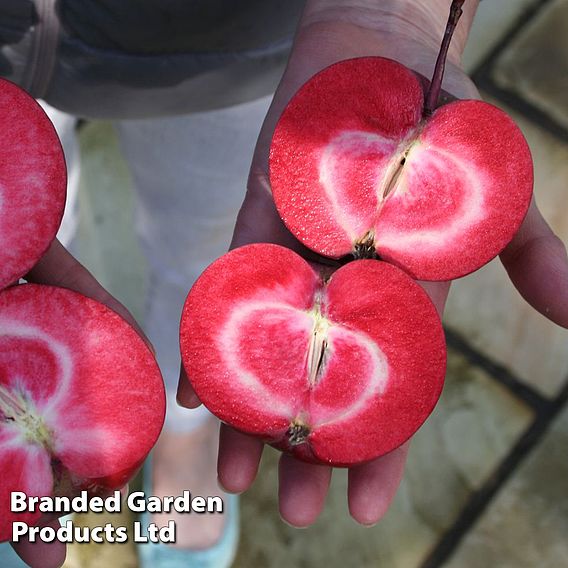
[180,244,446,466]
[270,57,533,281]
[0,284,165,542]
[0,79,67,290]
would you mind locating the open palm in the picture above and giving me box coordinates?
[178,17,568,527]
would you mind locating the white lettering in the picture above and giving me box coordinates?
[208,496,224,513]
[39,526,56,542]
[114,526,128,543]
[159,521,176,543]
[133,520,147,542]
[11,522,29,541]
[146,496,162,513]
[70,492,87,512]
[174,491,191,512]
[90,497,103,513]
[192,496,206,513]
[105,492,121,513]
[91,526,103,543]
[10,492,28,512]
[127,492,146,513]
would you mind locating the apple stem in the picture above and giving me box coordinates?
[423,0,466,117]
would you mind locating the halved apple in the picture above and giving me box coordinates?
[180,244,446,466]
[0,284,165,541]
[270,57,533,280]
[0,79,67,289]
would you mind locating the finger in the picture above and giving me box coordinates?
[500,200,568,328]
[26,239,155,350]
[230,176,307,253]
[348,443,409,526]
[278,454,332,527]
[217,424,264,493]
[417,280,450,316]
[11,519,66,568]
[176,365,202,409]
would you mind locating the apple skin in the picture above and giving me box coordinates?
[269,57,533,281]
[0,284,166,542]
[0,79,67,290]
[180,243,446,467]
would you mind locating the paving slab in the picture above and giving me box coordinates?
[446,401,568,568]
[463,0,540,73]
[445,96,568,398]
[493,0,568,131]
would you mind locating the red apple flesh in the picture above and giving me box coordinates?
[270,57,533,281]
[0,284,165,542]
[0,79,67,290]
[180,244,446,466]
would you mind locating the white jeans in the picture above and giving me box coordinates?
[46,96,272,432]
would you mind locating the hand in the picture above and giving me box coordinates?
[26,240,149,342]
[8,240,149,567]
[177,0,568,528]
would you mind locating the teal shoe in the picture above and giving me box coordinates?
[0,515,73,568]
[0,542,26,568]
[137,457,239,568]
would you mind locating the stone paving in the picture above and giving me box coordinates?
[61,1,568,567]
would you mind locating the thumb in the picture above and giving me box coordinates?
[500,199,568,328]
[11,519,66,568]
[26,239,155,352]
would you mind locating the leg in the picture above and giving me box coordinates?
[114,95,272,552]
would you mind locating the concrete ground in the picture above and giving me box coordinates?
[61,1,568,567]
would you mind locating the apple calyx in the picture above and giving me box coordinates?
[287,420,311,446]
[353,230,377,260]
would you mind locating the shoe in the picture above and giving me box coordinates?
[137,456,239,568]
[0,542,25,568]
[0,515,73,568]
